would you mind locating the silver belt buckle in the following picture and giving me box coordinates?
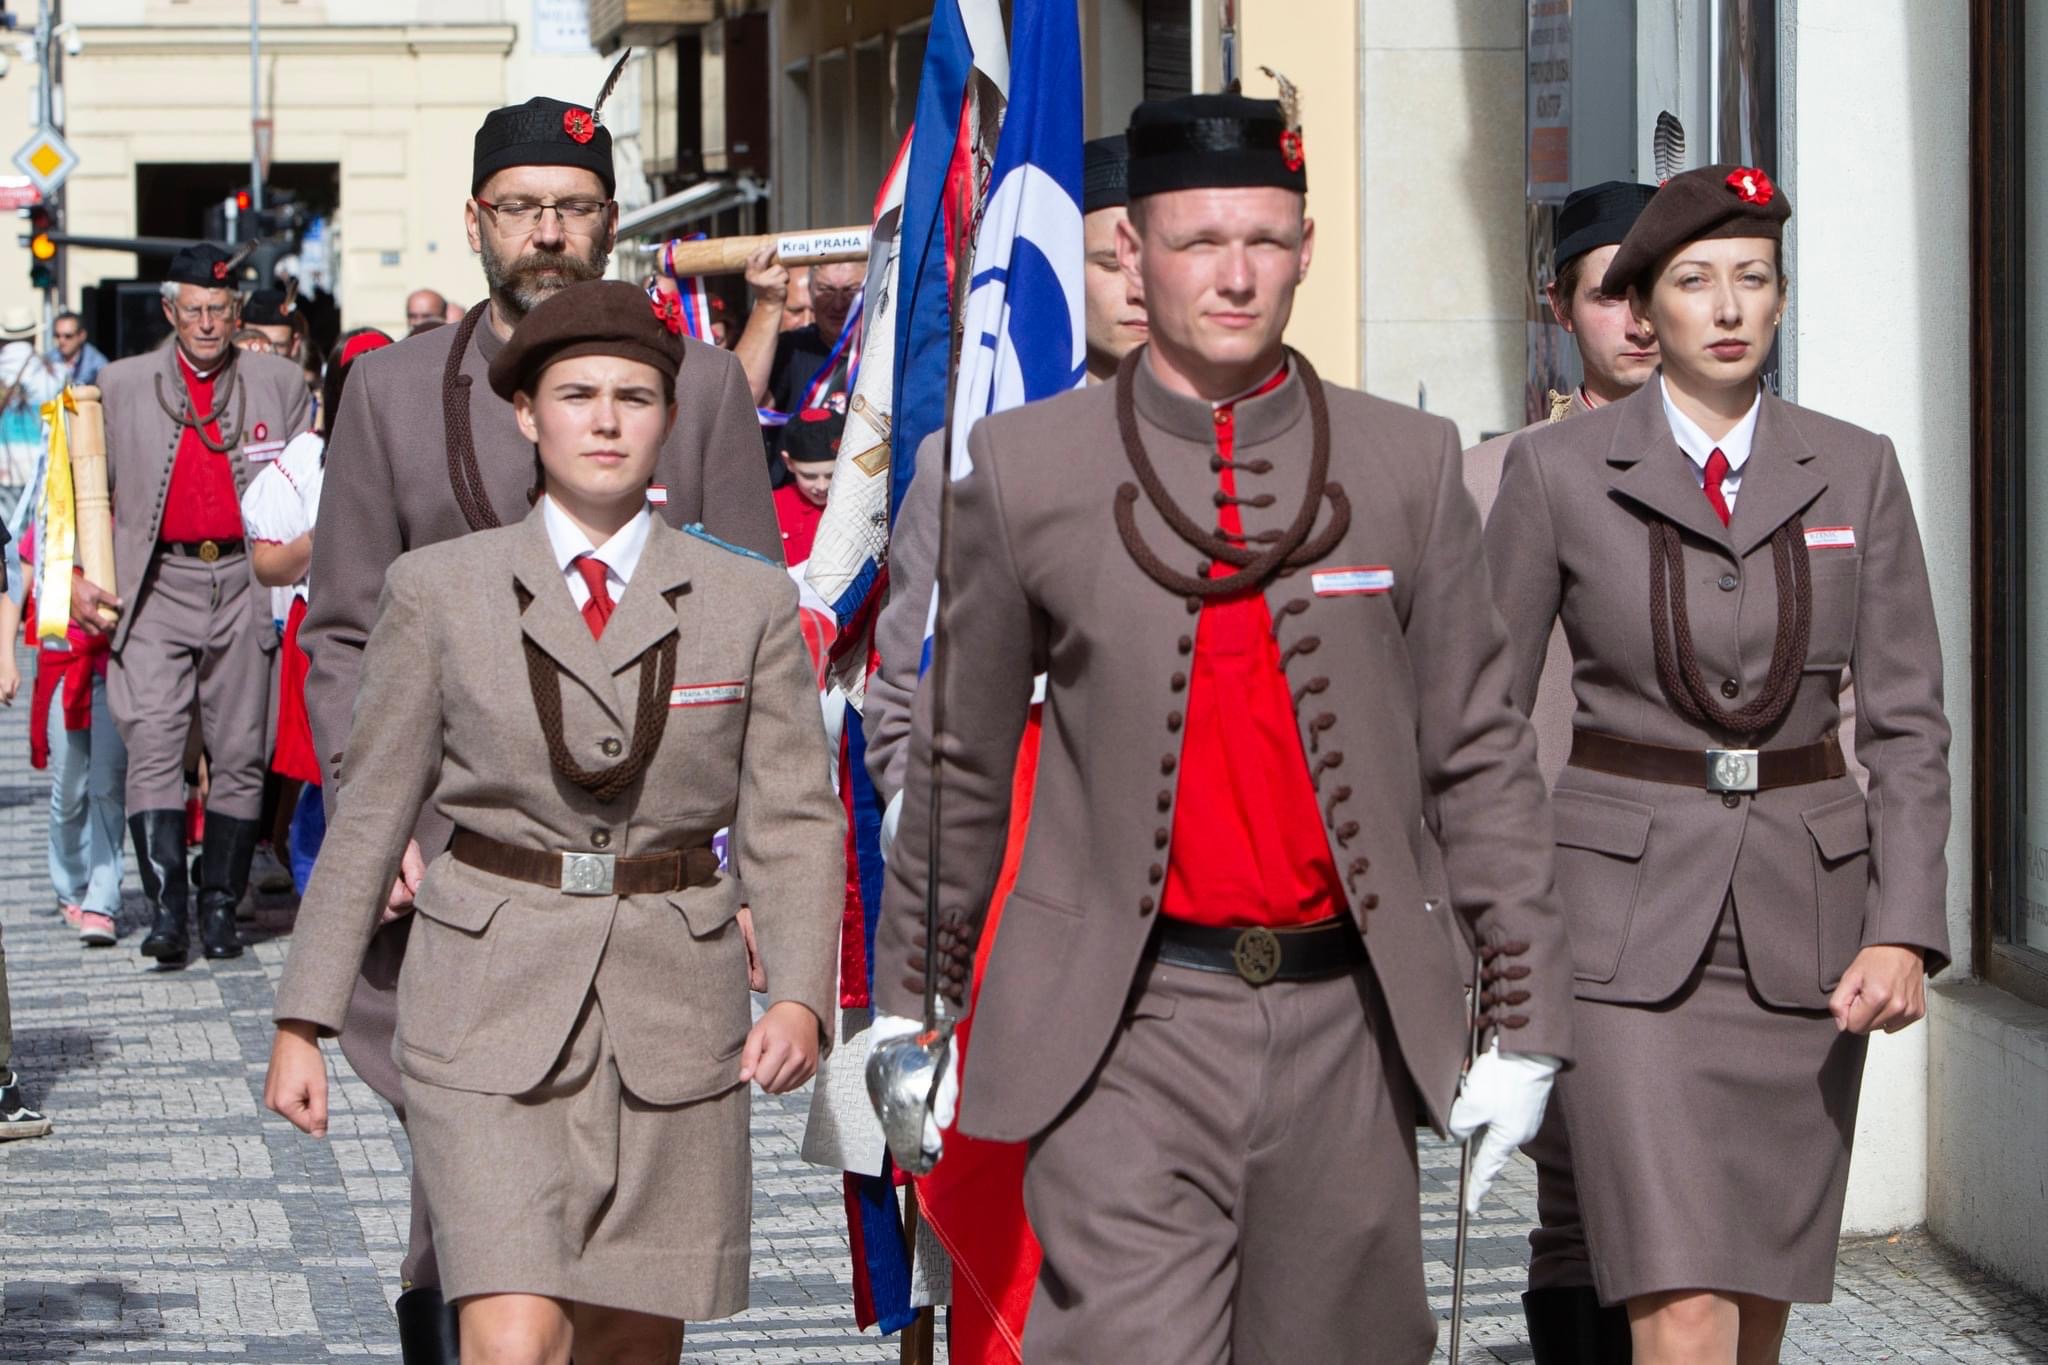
[1705,748,1760,794]
[559,851,617,895]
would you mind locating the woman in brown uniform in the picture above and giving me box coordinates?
[1484,167,1950,1363]
[262,280,843,1364]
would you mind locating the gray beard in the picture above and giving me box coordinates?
[479,234,609,321]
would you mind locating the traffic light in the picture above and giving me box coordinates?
[25,203,54,289]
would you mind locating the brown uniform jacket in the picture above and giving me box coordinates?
[302,304,780,816]
[1484,381,1950,1011]
[98,343,313,652]
[273,507,844,1103]
[862,431,943,802]
[873,359,1572,1142]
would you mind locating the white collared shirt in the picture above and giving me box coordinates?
[541,495,652,610]
[1660,374,1762,515]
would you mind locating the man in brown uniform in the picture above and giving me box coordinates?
[871,94,1573,1361]
[74,244,312,966]
[298,89,778,1360]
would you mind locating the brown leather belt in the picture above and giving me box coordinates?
[161,537,245,562]
[450,828,720,897]
[1151,913,1365,986]
[1568,728,1846,794]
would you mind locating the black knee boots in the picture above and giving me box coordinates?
[133,810,192,965]
[394,1286,461,1364]
[197,814,262,960]
[1524,1285,1633,1364]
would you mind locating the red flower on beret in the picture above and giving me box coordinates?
[563,107,596,144]
[651,290,683,335]
[1280,129,1305,173]
[1726,167,1774,206]
[211,260,230,281]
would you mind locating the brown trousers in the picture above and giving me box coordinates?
[1021,957,1436,1365]
[108,553,271,819]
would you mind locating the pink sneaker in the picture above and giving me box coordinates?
[60,905,84,928]
[77,911,116,947]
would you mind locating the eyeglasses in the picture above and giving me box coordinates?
[810,284,860,301]
[172,303,236,323]
[474,196,613,235]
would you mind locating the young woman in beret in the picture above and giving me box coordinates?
[1484,166,1950,1364]
[261,279,843,1364]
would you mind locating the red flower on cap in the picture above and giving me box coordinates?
[211,260,230,281]
[1280,129,1305,173]
[1726,167,1775,206]
[563,107,596,144]
[650,290,684,335]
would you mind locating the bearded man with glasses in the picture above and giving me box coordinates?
[297,87,780,1365]
[83,244,313,968]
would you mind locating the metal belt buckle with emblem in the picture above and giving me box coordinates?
[1705,748,1760,794]
[559,851,617,895]
[198,539,221,563]
[1232,926,1282,985]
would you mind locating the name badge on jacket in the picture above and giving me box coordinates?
[243,440,287,462]
[1311,565,1395,596]
[671,681,746,708]
[647,484,669,506]
[1805,526,1855,550]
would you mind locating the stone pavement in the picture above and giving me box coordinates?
[1,649,2045,1361]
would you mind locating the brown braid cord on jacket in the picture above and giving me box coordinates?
[1648,516,1812,736]
[1112,348,1351,600]
[152,359,247,454]
[444,302,503,532]
[515,584,678,801]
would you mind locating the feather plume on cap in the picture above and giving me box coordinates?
[1653,111,1687,185]
[1259,66,1302,132]
[280,277,299,316]
[221,239,259,281]
[593,49,631,124]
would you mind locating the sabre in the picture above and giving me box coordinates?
[1448,937,1484,1365]
[658,225,872,278]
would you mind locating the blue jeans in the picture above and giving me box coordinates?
[46,668,128,915]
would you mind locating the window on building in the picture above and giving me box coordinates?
[780,61,812,231]
[893,22,929,156]
[1972,0,2048,1007]
[854,38,890,215]
[816,48,850,224]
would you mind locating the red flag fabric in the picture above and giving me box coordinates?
[916,706,1045,1362]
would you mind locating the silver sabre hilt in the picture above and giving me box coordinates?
[866,1019,957,1177]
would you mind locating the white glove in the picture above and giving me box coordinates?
[867,1013,961,1162]
[1446,1041,1561,1215]
[880,789,905,854]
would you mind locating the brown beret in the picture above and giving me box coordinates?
[488,279,685,400]
[1601,164,1791,297]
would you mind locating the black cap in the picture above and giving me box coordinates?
[242,288,294,326]
[473,97,616,199]
[778,407,844,466]
[1553,181,1660,273]
[1126,93,1306,200]
[1083,135,1129,215]
[166,243,237,290]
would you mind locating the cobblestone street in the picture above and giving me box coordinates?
[0,650,2044,1362]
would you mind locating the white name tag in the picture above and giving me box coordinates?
[1311,565,1395,596]
[646,484,669,505]
[670,681,746,708]
[1805,526,1856,550]
[243,440,286,462]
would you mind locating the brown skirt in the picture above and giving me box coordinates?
[1558,900,1869,1306]
[403,993,752,1322]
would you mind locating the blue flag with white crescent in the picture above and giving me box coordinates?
[924,0,1086,667]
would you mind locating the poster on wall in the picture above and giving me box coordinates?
[533,0,596,56]
[1527,0,1572,204]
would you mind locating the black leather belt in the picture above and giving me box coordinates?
[451,827,720,897]
[160,538,245,562]
[1151,913,1364,986]
[1568,728,1846,794]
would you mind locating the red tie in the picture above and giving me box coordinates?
[574,554,615,638]
[1702,447,1732,526]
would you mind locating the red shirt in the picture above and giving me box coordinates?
[773,482,825,566]
[1159,365,1346,929]
[158,351,246,544]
